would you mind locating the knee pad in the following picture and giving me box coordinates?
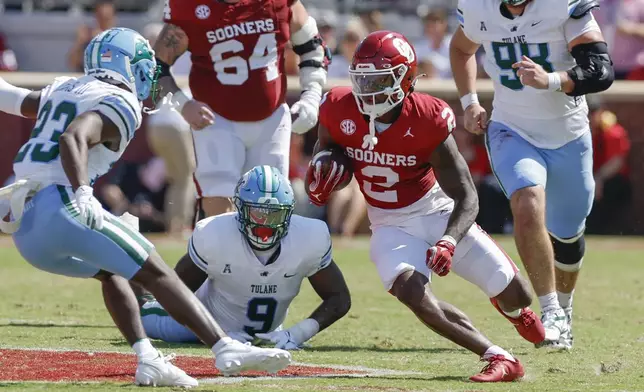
[550,232,585,272]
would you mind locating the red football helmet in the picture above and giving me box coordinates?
[349,31,418,119]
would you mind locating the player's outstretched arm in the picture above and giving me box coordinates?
[256,260,351,350]
[173,252,208,293]
[449,29,487,134]
[430,135,479,243]
[0,77,41,119]
[306,261,351,331]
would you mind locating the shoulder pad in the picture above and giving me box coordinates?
[569,0,600,19]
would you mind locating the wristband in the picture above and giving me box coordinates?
[439,235,457,247]
[547,72,562,92]
[289,318,320,344]
[460,93,479,111]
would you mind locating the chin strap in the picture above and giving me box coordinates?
[361,115,379,151]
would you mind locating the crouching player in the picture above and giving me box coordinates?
[140,165,351,350]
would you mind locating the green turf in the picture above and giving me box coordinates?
[1,236,643,391]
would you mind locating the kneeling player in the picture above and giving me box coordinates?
[307,31,545,382]
[141,166,351,349]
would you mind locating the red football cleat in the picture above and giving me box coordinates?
[470,355,525,382]
[490,298,545,344]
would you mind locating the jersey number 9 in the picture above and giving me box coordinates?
[243,297,278,335]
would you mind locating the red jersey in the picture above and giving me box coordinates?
[164,0,294,122]
[320,87,455,210]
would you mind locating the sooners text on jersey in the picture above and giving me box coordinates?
[319,87,456,210]
[164,0,295,121]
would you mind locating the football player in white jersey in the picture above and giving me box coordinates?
[0,28,291,386]
[140,165,351,349]
[450,0,614,349]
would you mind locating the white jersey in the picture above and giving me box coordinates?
[458,0,601,148]
[13,75,141,186]
[188,213,333,335]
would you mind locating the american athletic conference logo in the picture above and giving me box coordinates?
[195,4,210,19]
[340,119,356,135]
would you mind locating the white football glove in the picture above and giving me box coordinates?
[255,319,319,350]
[74,185,104,230]
[290,90,322,135]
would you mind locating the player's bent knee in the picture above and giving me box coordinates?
[391,271,430,310]
[511,187,545,227]
[130,251,174,284]
[92,269,114,282]
[550,232,585,272]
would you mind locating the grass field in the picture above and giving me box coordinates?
[0,235,643,391]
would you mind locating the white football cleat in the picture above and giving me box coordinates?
[536,308,569,349]
[558,307,573,350]
[214,339,291,376]
[135,351,198,388]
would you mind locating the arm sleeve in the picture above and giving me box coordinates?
[94,93,141,143]
[188,219,214,273]
[305,222,333,277]
[457,0,482,44]
[564,12,601,43]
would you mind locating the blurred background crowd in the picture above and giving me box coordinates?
[0,0,637,237]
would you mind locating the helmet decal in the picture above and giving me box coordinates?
[393,38,415,63]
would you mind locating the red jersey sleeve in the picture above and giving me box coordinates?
[287,0,298,6]
[318,87,345,139]
[318,90,334,131]
[163,0,190,28]
[430,97,456,144]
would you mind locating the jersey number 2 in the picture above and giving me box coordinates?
[360,106,455,204]
[210,34,278,86]
[15,100,77,164]
[491,42,554,91]
[244,297,277,335]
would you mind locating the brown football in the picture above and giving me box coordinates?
[306,147,354,193]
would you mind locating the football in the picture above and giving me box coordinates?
[306,147,354,192]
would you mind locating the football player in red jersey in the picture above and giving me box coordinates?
[307,31,544,382]
[152,0,330,218]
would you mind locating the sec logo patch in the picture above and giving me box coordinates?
[195,4,210,19]
[340,119,356,135]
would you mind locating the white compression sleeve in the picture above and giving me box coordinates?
[0,77,31,117]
